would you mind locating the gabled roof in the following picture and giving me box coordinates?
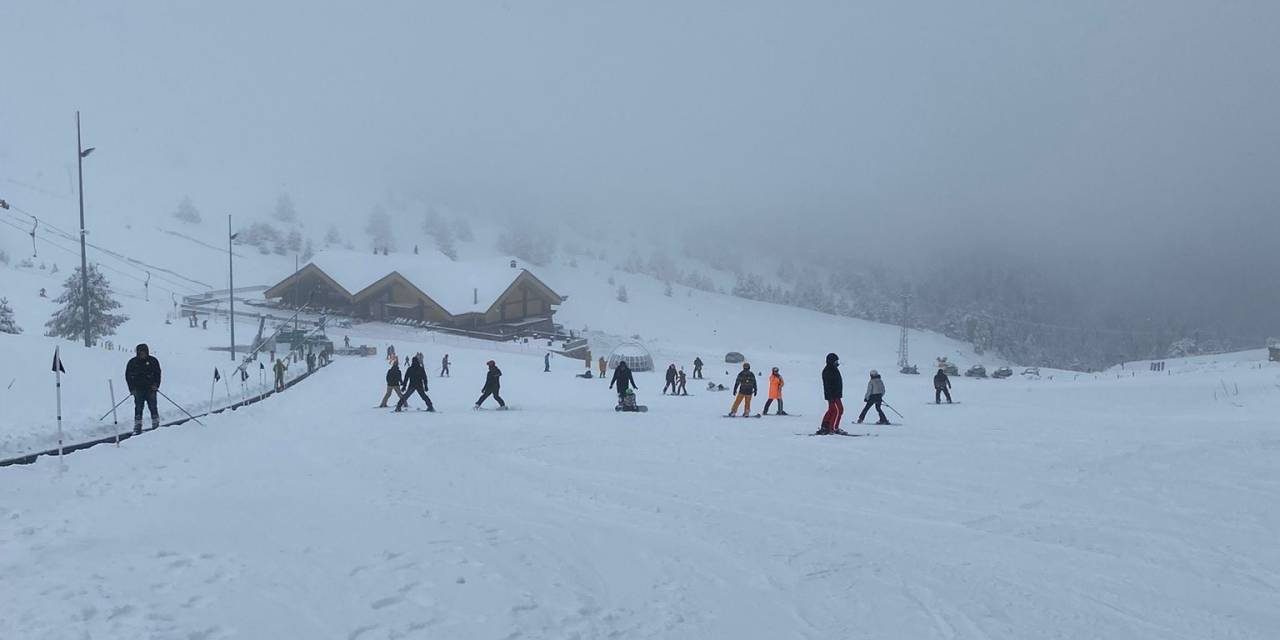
[275,250,561,317]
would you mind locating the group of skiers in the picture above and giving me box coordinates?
[378,347,504,412]
[725,363,788,417]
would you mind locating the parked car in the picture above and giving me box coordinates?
[936,360,960,376]
[900,365,919,375]
[992,366,1014,379]
[965,364,988,378]
[1021,367,1041,377]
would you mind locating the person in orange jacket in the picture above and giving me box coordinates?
[762,367,787,415]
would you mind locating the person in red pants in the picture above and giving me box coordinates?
[817,352,846,435]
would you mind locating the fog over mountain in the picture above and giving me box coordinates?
[3,1,1278,367]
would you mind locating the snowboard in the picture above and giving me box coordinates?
[616,405,649,413]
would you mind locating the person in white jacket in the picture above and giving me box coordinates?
[856,369,890,425]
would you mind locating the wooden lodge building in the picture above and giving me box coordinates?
[263,251,566,335]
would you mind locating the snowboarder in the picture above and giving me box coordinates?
[728,362,757,417]
[125,343,162,434]
[544,352,551,373]
[475,360,506,409]
[763,367,787,415]
[597,356,607,379]
[609,359,637,403]
[440,353,450,377]
[379,359,404,407]
[676,367,688,396]
[273,358,287,392]
[816,353,844,435]
[662,364,678,395]
[692,357,704,379]
[395,355,435,412]
[857,369,889,425]
[934,368,953,404]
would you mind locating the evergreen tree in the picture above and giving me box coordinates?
[451,216,474,242]
[44,264,127,344]
[616,285,629,303]
[436,224,458,260]
[286,228,303,252]
[173,196,202,223]
[664,281,673,297]
[274,194,297,223]
[324,225,343,246]
[366,206,394,252]
[301,239,315,262]
[0,297,21,334]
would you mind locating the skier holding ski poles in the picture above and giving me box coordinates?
[857,370,890,425]
[125,343,162,434]
[816,353,846,435]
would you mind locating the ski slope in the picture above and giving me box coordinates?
[2,343,1279,639]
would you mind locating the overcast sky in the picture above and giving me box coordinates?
[3,1,1278,335]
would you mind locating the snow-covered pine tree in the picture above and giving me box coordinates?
[324,225,342,246]
[616,285,629,303]
[0,297,21,334]
[44,264,127,343]
[436,224,458,260]
[301,239,315,262]
[286,228,303,252]
[664,281,673,297]
[173,196,202,223]
[366,206,394,252]
[274,194,298,223]
[451,216,474,242]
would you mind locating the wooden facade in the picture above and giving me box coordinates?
[264,265,563,331]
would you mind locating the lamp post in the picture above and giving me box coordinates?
[75,111,96,347]
[229,215,238,361]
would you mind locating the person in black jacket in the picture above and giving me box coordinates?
[379,359,404,408]
[728,363,757,417]
[395,356,434,412]
[662,364,678,395]
[609,360,637,402]
[934,368,952,404]
[816,353,844,435]
[125,343,162,434]
[475,360,506,409]
[692,357,704,379]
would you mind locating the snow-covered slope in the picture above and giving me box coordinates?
[2,338,1278,639]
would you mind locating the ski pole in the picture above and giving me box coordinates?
[157,389,205,426]
[881,401,905,420]
[99,391,133,421]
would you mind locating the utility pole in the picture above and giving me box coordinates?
[229,214,236,361]
[75,112,95,347]
[897,291,911,371]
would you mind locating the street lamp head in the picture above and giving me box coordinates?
[80,147,95,158]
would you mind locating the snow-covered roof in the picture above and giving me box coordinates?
[304,250,556,316]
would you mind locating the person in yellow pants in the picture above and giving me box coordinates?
[728,362,758,417]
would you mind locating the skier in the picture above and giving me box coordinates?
[662,364,678,395]
[544,352,551,373]
[857,369,889,425]
[597,356,607,379]
[475,360,506,409]
[395,355,435,412]
[692,357,704,379]
[934,367,953,404]
[816,353,845,435]
[676,367,688,396]
[273,358,287,392]
[379,358,404,408]
[763,367,787,415]
[609,359,637,403]
[386,345,397,365]
[125,343,162,434]
[344,335,351,348]
[728,362,758,417]
[440,353,450,377]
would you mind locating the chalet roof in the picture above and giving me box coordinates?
[299,250,559,316]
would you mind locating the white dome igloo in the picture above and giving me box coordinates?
[607,342,654,372]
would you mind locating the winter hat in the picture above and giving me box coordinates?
[135,343,149,355]
[742,362,751,370]
[869,369,879,376]
[486,360,495,365]
[826,353,839,365]
[772,367,779,373]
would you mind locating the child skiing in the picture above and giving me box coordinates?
[816,353,845,435]
[440,354,450,377]
[728,363,758,417]
[395,355,435,412]
[676,367,688,396]
[857,369,889,425]
[379,358,404,407]
[763,367,787,415]
[475,360,506,409]
[934,368,953,404]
